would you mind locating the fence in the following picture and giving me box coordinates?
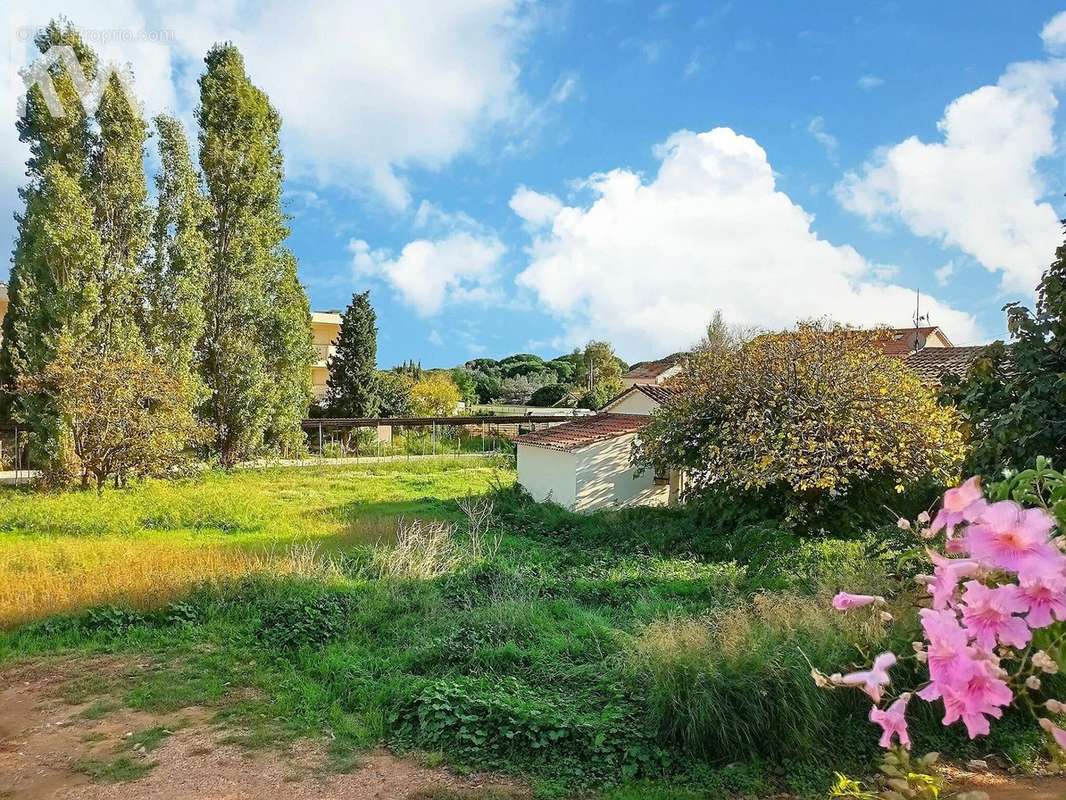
[299,414,574,460]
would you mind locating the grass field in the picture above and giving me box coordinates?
[0,459,1051,798]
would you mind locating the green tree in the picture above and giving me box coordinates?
[0,22,100,465]
[574,341,624,408]
[326,291,380,417]
[197,44,311,464]
[948,219,1066,474]
[450,367,479,406]
[89,71,151,354]
[145,114,210,382]
[377,370,414,417]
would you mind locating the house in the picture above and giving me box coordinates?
[310,311,342,400]
[621,353,684,388]
[515,383,682,513]
[902,345,985,386]
[873,326,954,356]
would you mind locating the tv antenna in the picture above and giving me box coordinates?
[912,289,930,353]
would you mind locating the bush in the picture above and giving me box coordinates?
[638,321,965,523]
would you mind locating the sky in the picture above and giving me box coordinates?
[2,1,1066,367]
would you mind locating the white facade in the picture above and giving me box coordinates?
[516,444,577,508]
[603,389,661,416]
[573,433,668,512]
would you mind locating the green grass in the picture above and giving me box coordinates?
[73,755,155,782]
[0,461,1050,798]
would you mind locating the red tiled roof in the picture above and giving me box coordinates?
[623,353,684,379]
[875,327,953,356]
[902,346,985,385]
[515,413,650,452]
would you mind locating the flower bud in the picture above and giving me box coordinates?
[1027,676,1042,691]
[917,511,930,525]
[897,518,911,530]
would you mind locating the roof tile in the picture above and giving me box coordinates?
[515,413,650,452]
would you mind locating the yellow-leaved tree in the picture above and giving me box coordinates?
[410,373,462,417]
[638,321,965,521]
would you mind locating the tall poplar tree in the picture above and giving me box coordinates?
[0,22,101,466]
[145,114,210,384]
[325,291,380,417]
[197,44,312,464]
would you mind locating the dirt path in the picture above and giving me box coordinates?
[0,659,526,800]
[3,658,1065,800]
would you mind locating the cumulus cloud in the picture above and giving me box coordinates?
[350,231,505,317]
[835,53,1066,294]
[513,127,980,361]
[807,115,838,162]
[1,0,530,258]
[1042,11,1066,54]
[510,186,563,228]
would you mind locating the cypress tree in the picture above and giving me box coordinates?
[325,291,380,417]
[197,44,312,464]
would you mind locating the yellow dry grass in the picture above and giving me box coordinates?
[0,537,343,628]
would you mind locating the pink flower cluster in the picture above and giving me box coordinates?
[824,476,1066,751]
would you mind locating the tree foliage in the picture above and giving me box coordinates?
[947,218,1066,475]
[20,337,207,491]
[410,373,462,417]
[325,291,380,417]
[377,370,415,417]
[638,322,965,508]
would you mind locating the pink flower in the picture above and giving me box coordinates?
[930,477,987,536]
[939,658,1013,738]
[1040,718,1066,750]
[926,551,980,610]
[918,609,975,699]
[835,652,897,703]
[960,581,1031,651]
[869,693,911,749]
[1018,574,1066,629]
[964,501,1058,576]
[832,592,884,611]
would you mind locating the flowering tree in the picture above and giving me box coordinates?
[816,459,1066,798]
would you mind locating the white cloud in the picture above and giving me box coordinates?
[509,186,563,228]
[513,127,981,361]
[1,0,531,256]
[835,57,1066,293]
[935,260,957,286]
[350,231,505,316]
[857,75,884,90]
[428,329,444,347]
[807,115,838,162]
[1042,11,1066,54]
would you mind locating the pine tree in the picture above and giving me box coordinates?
[0,22,101,467]
[325,291,380,417]
[197,44,312,464]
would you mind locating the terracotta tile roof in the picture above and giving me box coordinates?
[875,327,953,356]
[632,383,678,404]
[623,353,685,379]
[515,413,650,452]
[902,346,985,385]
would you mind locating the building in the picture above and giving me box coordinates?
[902,345,985,386]
[873,325,954,356]
[0,284,342,401]
[310,311,342,400]
[621,353,684,388]
[515,383,682,513]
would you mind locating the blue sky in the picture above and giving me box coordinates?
[3,2,1066,367]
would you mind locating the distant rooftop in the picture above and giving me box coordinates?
[902,345,985,385]
[623,353,685,380]
[514,413,650,452]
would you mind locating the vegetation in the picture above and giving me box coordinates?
[639,322,965,524]
[3,459,1045,797]
[0,22,315,475]
[411,373,462,416]
[326,290,381,417]
[947,220,1066,476]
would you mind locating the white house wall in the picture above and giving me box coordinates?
[573,433,669,513]
[604,391,660,416]
[517,444,577,509]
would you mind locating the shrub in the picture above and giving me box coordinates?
[638,321,965,522]
[257,587,355,650]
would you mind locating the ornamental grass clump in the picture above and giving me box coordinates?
[815,458,1066,798]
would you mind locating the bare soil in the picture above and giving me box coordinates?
[3,657,1066,799]
[0,658,527,800]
